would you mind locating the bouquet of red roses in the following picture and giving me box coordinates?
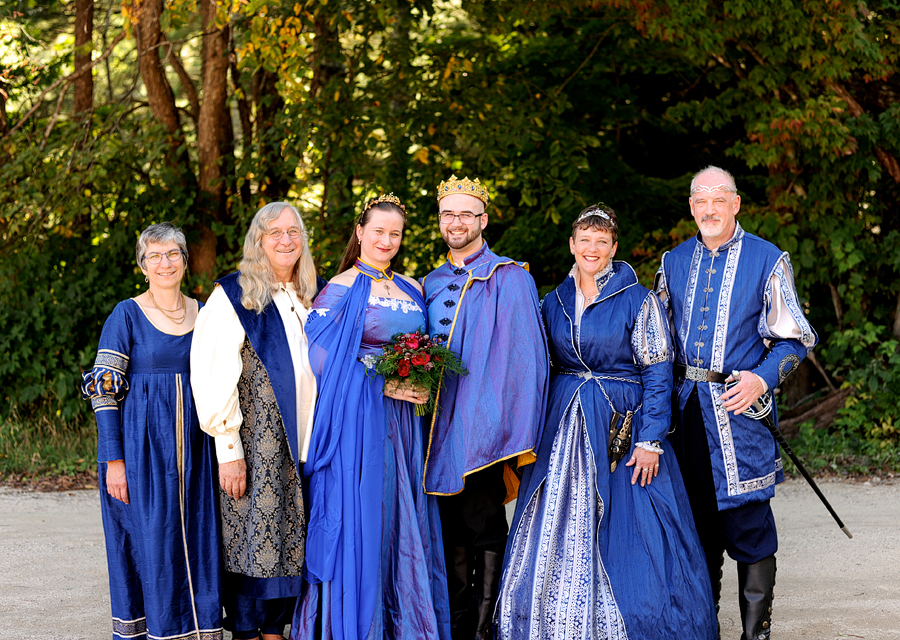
[366,329,468,416]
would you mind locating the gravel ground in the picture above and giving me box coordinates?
[1,478,898,639]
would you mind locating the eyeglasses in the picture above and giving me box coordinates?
[439,212,484,224]
[266,228,302,241]
[143,250,184,265]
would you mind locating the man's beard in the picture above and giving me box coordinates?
[441,222,483,250]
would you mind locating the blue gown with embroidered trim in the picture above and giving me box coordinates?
[496,263,717,640]
[292,281,451,640]
[82,300,223,640]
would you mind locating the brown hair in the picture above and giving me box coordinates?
[572,203,618,244]
[337,201,407,273]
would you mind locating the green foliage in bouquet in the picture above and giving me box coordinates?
[366,329,468,416]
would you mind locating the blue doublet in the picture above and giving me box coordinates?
[657,224,817,509]
[421,242,549,496]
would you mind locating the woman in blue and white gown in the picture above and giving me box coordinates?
[82,223,222,640]
[495,205,717,640]
[293,195,450,640]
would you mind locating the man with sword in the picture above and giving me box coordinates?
[655,166,818,640]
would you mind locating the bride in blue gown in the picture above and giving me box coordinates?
[495,205,717,640]
[292,195,450,640]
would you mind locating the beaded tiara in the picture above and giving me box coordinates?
[436,175,490,206]
[575,203,616,226]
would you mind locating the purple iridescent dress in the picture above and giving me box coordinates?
[293,275,450,640]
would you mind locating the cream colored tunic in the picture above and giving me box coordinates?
[191,283,316,463]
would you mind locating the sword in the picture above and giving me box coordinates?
[730,370,853,540]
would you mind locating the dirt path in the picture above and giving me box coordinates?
[1,478,897,639]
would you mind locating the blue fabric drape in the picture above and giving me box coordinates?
[303,267,426,640]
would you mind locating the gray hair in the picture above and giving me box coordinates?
[690,165,738,195]
[135,222,188,265]
[237,202,318,313]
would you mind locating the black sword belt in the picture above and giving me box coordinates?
[674,363,729,384]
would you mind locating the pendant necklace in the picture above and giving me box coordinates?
[281,286,296,312]
[354,259,395,295]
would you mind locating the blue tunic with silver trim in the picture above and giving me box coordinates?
[656,223,817,509]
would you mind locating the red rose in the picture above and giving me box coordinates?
[398,359,411,377]
[394,344,403,353]
[404,337,420,350]
[411,353,430,366]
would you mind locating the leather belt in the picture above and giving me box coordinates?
[674,363,729,384]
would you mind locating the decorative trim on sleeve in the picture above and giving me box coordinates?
[90,395,118,412]
[632,292,672,368]
[778,354,802,384]
[81,368,129,398]
[94,349,129,374]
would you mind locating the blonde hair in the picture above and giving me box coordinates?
[238,202,317,313]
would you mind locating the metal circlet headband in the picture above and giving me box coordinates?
[575,205,615,226]
[690,184,736,194]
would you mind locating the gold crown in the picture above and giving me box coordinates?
[364,193,405,211]
[436,175,490,206]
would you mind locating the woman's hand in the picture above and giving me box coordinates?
[219,459,248,500]
[106,459,129,504]
[383,379,429,405]
[626,449,660,487]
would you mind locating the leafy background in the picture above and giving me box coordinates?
[2,0,899,477]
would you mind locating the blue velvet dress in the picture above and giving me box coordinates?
[82,300,222,640]
[495,263,717,640]
[293,276,450,640]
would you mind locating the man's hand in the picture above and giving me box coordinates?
[219,459,247,500]
[626,449,660,487]
[106,459,129,504]
[720,370,765,415]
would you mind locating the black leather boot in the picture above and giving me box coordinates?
[448,546,472,640]
[472,549,502,640]
[705,548,725,640]
[738,555,777,640]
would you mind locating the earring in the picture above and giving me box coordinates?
[145,276,149,283]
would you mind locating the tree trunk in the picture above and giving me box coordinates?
[136,0,182,140]
[230,59,252,207]
[74,0,94,116]
[0,84,7,137]
[192,0,232,283]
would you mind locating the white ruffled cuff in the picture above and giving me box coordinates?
[635,440,664,455]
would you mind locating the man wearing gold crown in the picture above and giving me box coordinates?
[421,175,549,640]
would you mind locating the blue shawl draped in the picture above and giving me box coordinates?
[217,271,300,464]
[303,264,425,640]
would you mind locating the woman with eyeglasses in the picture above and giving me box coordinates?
[292,194,450,640]
[191,203,321,640]
[81,222,223,640]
